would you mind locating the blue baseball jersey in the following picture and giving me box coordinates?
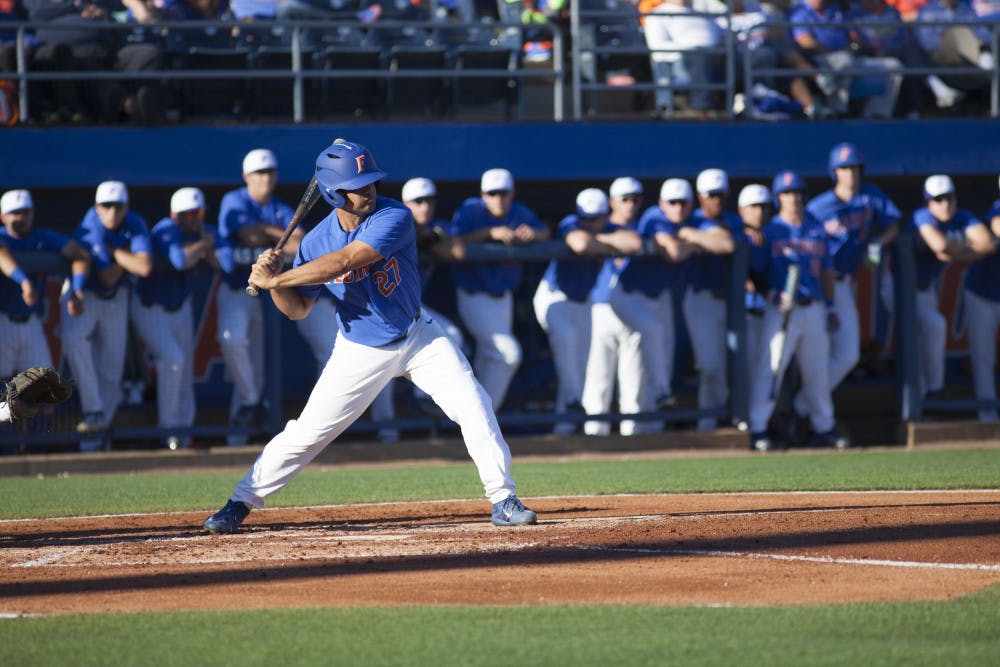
[0,227,71,318]
[449,197,546,295]
[806,184,901,276]
[964,199,1000,302]
[73,208,152,297]
[541,215,622,303]
[217,187,295,290]
[911,207,982,290]
[751,213,833,301]
[294,196,421,346]
[686,209,742,293]
[615,205,688,298]
[135,218,220,311]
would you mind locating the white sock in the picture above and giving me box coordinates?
[978,51,995,70]
[0,402,10,423]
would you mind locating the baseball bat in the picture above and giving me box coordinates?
[768,263,802,400]
[245,175,321,297]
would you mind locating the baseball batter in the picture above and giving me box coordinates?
[680,168,739,431]
[0,189,91,377]
[62,181,152,439]
[804,142,900,412]
[203,140,536,533]
[609,178,696,433]
[581,177,646,437]
[747,170,840,451]
[450,168,550,411]
[131,187,219,450]
[534,187,641,435]
[953,177,1000,421]
[217,148,302,443]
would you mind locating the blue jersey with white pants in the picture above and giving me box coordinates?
[961,199,1000,421]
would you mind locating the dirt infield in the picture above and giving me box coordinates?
[2,491,999,615]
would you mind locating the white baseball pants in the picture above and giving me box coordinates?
[879,277,946,396]
[748,300,834,434]
[581,302,645,436]
[0,317,53,377]
[130,297,196,431]
[456,290,521,409]
[609,285,674,407]
[232,315,517,506]
[683,288,728,431]
[963,289,1000,421]
[217,283,265,411]
[533,280,592,415]
[60,289,128,418]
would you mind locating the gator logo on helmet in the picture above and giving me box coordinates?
[839,146,853,162]
[356,155,366,174]
[783,172,795,186]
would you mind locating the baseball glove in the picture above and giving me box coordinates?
[4,367,74,420]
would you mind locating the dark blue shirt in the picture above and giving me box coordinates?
[135,218,220,311]
[0,227,70,318]
[73,208,152,297]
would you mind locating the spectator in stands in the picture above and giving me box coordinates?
[850,0,964,113]
[915,0,995,100]
[789,0,903,118]
[450,168,550,411]
[534,187,641,435]
[643,0,725,118]
[885,0,929,21]
[581,177,648,437]
[963,177,1000,421]
[23,0,165,124]
[971,0,1000,18]
[680,168,739,431]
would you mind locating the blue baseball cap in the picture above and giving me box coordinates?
[828,142,864,173]
[772,170,806,195]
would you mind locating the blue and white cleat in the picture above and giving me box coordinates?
[491,495,538,526]
[203,499,252,534]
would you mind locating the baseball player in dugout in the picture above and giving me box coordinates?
[217,148,301,445]
[449,168,550,411]
[203,139,537,534]
[1,189,91,379]
[798,142,900,439]
[62,181,152,444]
[581,177,648,437]
[747,171,843,452]
[680,168,739,431]
[609,178,697,433]
[737,183,774,365]
[930,176,1000,421]
[131,187,219,451]
[534,187,642,436]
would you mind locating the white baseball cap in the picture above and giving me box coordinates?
[738,184,772,208]
[95,180,128,205]
[481,168,514,193]
[576,188,610,217]
[924,174,955,199]
[243,148,278,174]
[660,178,693,202]
[401,177,436,202]
[696,168,729,195]
[609,177,643,199]
[0,189,33,214]
[171,187,206,214]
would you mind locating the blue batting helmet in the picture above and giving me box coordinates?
[772,170,806,196]
[314,139,386,208]
[828,142,864,178]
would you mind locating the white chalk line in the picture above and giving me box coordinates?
[10,548,84,568]
[2,489,998,524]
[575,545,1000,572]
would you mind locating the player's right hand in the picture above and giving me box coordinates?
[776,290,793,314]
[66,291,84,317]
[20,281,37,308]
[489,226,516,245]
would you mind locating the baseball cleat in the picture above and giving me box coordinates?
[750,432,777,452]
[491,495,537,526]
[203,499,252,534]
[76,412,109,433]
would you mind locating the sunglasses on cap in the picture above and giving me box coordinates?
[703,190,726,198]
[484,190,510,197]
[618,194,641,202]
[97,202,126,209]
[410,196,435,205]
[930,194,954,203]
[665,199,688,206]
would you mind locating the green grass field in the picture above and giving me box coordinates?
[1,447,999,666]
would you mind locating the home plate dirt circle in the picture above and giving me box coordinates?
[2,491,999,615]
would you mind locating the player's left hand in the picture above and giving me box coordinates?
[249,249,283,291]
[777,290,793,314]
[20,280,37,308]
[66,290,85,317]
